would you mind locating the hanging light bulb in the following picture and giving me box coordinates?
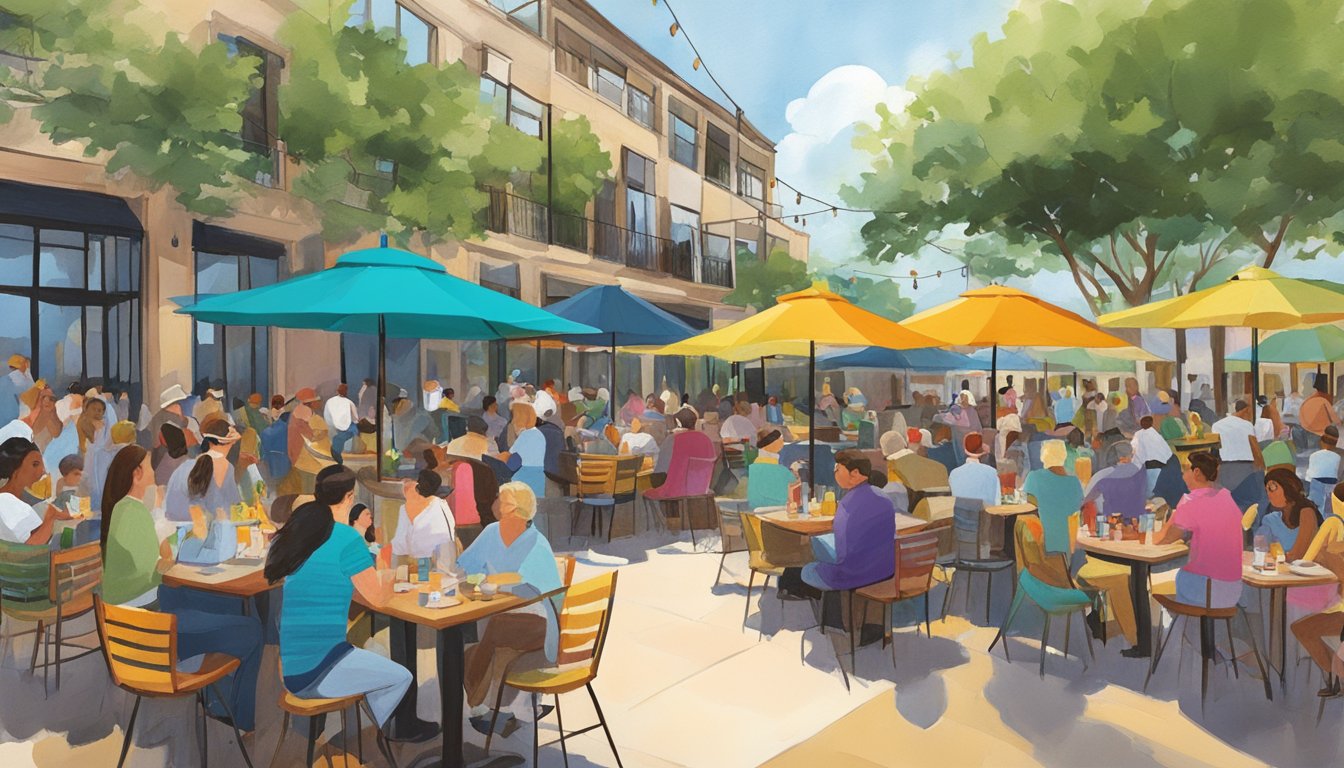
[912,277,919,290]
[793,215,799,223]
[801,217,807,227]
[831,207,837,218]
[669,22,679,36]
[692,57,701,70]
[795,192,802,205]
[769,178,776,189]
[936,270,942,278]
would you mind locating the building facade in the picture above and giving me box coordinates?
[0,0,806,410]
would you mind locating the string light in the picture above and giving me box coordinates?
[669,22,678,36]
[692,57,701,70]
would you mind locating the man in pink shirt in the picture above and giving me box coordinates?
[1155,452,1244,608]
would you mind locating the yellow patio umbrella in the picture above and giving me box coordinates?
[899,285,1133,414]
[655,283,938,493]
[1098,266,1344,405]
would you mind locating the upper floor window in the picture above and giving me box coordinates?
[556,23,655,132]
[706,123,731,188]
[509,88,544,138]
[348,0,436,65]
[593,49,626,107]
[738,160,764,202]
[219,35,283,156]
[489,0,542,35]
[479,49,543,139]
[627,85,653,130]
[670,114,697,171]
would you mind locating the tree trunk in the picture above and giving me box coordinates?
[1211,327,1227,416]
[1174,328,1187,402]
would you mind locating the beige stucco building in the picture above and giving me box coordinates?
[0,0,806,410]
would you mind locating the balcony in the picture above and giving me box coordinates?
[482,186,731,289]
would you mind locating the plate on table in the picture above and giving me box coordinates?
[1289,560,1333,577]
[424,596,461,609]
[393,582,415,593]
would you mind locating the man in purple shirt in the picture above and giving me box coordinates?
[1083,441,1148,522]
[779,450,896,598]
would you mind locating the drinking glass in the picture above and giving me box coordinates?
[1253,533,1268,568]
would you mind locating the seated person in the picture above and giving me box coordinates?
[748,429,796,510]
[1063,427,1095,476]
[889,428,950,496]
[1023,440,1083,556]
[443,416,491,461]
[1082,441,1146,522]
[460,482,563,735]
[389,469,456,570]
[51,453,83,516]
[778,450,895,598]
[1308,427,1342,508]
[618,417,659,463]
[0,437,67,545]
[720,401,757,447]
[948,432,999,509]
[1153,452,1243,609]
[1291,481,1344,697]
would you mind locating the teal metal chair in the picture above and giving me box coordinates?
[987,516,1096,677]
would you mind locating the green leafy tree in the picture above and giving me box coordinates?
[545,115,611,215]
[723,248,809,311]
[826,273,914,319]
[0,0,267,215]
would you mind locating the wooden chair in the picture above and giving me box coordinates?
[0,540,103,694]
[713,500,749,589]
[486,572,623,768]
[569,454,617,540]
[555,554,577,588]
[94,598,255,768]
[1144,579,1271,714]
[939,500,1014,625]
[272,662,394,768]
[857,531,942,672]
[738,513,785,638]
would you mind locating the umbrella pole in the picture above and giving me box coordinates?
[1251,328,1260,409]
[535,339,542,384]
[761,356,766,400]
[990,344,998,419]
[376,314,386,482]
[809,340,816,500]
[610,332,617,422]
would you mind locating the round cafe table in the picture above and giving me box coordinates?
[984,502,1037,563]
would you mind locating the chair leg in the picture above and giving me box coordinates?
[1081,610,1095,663]
[340,709,349,768]
[887,604,898,669]
[53,606,63,693]
[117,695,141,768]
[363,700,398,768]
[29,619,42,675]
[1223,618,1239,680]
[714,550,728,587]
[988,588,1025,661]
[201,691,210,768]
[211,681,254,768]
[985,571,994,626]
[1064,612,1072,660]
[267,712,290,768]
[849,592,859,683]
[586,683,624,768]
[531,694,540,768]
[485,677,509,755]
[554,694,569,767]
[354,705,363,767]
[1039,614,1052,678]
[307,713,319,768]
[1144,613,1179,693]
[941,570,956,622]
[759,575,770,642]
[742,571,756,631]
[1200,618,1213,717]
[1239,608,1273,701]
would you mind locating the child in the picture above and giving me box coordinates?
[52,454,84,513]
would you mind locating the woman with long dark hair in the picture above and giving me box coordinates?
[164,415,242,523]
[1259,467,1321,562]
[0,436,63,545]
[266,468,409,739]
[1291,482,1344,697]
[99,442,264,731]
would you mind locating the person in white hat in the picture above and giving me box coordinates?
[148,384,201,466]
[192,385,226,427]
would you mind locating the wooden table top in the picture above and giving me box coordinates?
[1077,535,1188,564]
[1240,551,1340,589]
[1172,435,1221,450]
[759,508,929,536]
[162,559,275,598]
[985,503,1037,517]
[355,584,560,631]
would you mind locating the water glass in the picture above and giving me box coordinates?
[1253,533,1268,568]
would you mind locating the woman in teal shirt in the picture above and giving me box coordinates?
[1024,439,1084,556]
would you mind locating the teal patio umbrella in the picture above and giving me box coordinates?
[179,238,598,476]
[1228,325,1344,364]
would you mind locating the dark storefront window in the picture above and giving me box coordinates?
[192,223,283,402]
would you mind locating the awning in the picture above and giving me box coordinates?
[0,179,142,234]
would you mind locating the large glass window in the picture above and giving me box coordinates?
[508,88,544,139]
[488,0,542,34]
[0,222,142,402]
[670,114,698,171]
[669,206,701,282]
[219,35,281,155]
[705,123,732,187]
[627,85,653,130]
[192,232,282,401]
[593,50,626,107]
[738,160,764,202]
[348,0,436,64]
[480,50,544,140]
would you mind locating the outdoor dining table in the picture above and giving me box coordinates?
[758,507,929,537]
[1076,535,1189,657]
[984,503,1037,563]
[1239,551,1339,693]
[161,557,277,616]
[355,578,562,768]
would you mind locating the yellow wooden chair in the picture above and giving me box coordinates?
[485,571,623,767]
[94,598,254,768]
[739,513,785,638]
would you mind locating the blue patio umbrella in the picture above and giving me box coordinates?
[179,237,598,476]
[967,347,1042,371]
[817,346,982,371]
[544,284,698,419]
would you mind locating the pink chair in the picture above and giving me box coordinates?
[645,431,717,545]
[452,461,480,526]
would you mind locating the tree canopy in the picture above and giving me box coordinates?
[845,0,1344,314]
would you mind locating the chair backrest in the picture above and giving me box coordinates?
[556,571,619,675]
[684,456,716,496]
[716,505,745,554]
[0,540,53,610]
[1013,515,1072,589]
[741,512,767,560]
[951,498,985,556]
[555,554,577,587]
[576,455,618,498]
[95,597,180,695]
[894,530,940,594]
[611,455,642,502]
[50,541,102,606]
[451,461,481,526]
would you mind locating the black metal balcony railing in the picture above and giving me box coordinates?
[482,186,732,288]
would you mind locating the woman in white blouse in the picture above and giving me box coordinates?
[392,469,456,568]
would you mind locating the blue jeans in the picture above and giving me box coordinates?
[296,648,413,727]
[158,585,263,731]
[1174,570,1241,610]
[331,424,358,464]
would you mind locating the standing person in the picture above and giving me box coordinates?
[323,383,360,465]
[100,444,263,731]
[75,396,108,456]
[0,354,34,421]
[777,450,895,599]
[1132,415,1175,494]
[237,393,271,434]
[1291,482,1344,696]
[192,385,226,427]
[1153,452,1243,609]
[481,395,508,450]
[506,403,547,497]
[85,420,136,513]
[1053,386,1078,427]
[357,378,378,422]
[265,498,411,742]
[1023,440,1084,556]
[459,481,562,735]
[0,437,66,544]
[505,400,534,448]
[1307,428,1342,507]
[1159,391,1190,442]
[1301,373,1341,439]
[1124,377,1152,422]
